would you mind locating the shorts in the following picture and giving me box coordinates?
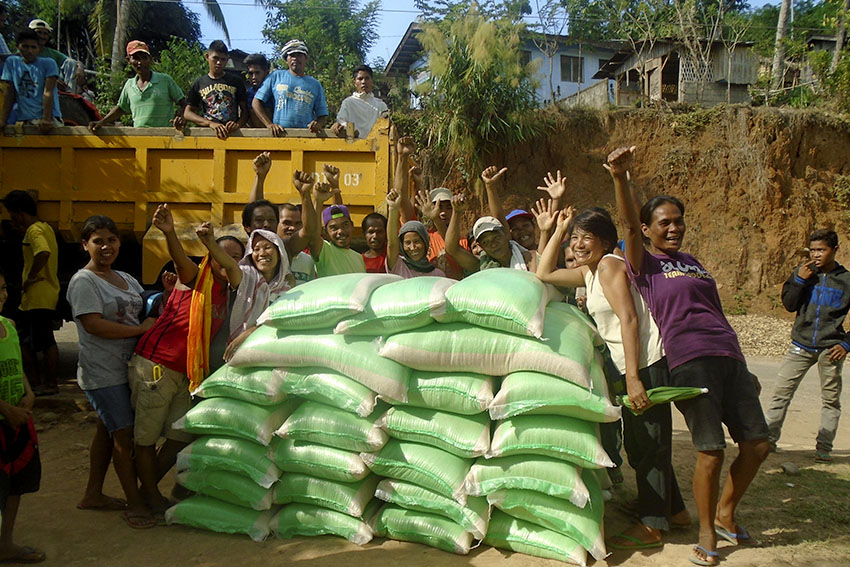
[0,417,41,509]
[84,383,135,434]
[128,355,193,446]
[670,356,769,451]
[17,309,57,352]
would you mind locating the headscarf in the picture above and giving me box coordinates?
[398,220,435,273]
[229,229,292,341]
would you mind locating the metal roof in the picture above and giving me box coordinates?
[385,22,424,77]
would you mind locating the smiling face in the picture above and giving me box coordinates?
[33,28,49,47]
[325,217,353,249]
[641,202,686,255]
[277,208,302,239]
[251,235,280,280]
[286,52,307,76]
[402,231,426,262]
[509,216,537,250]
[569,227,607,270]
[478,229,511,262]
[354,70,374,94]
[128,51,152,74]
[83,228,121,268]
[363,219,387,252]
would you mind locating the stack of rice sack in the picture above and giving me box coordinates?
[378,269,621,565]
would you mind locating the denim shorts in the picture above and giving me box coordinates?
[84,383,135,433]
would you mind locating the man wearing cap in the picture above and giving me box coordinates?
[479,164,545,252]
[414,186,466,280]
[89,41,186,131]
[253,39,328,136]
[27,19,65,69]
[0,29,61,132]
[309,182,365,277]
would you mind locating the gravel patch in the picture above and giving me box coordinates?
[727,314,793,358]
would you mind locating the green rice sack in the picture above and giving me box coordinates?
[372,505,474,555]
[360,439,472,504]
[388,371,493,415]
[273,473,379,518]
[486,469,606,560]
[378,406,490,458]
[464,455,589,508]
[275,400,388,452]
[438,268,555,338]
[488,415,613,469]
[379,322,594,388]
[172,397,300,446]
[374,478,490,539]
[229,326,410,401]
[272,503,374,545]
[274,367,377,417]
[334,276,456,336]
[176,436,281,488]
[267,438,369,482]
[258,273,401,330]
[175,469,273,511]
[489,371,621,422]
[192,366,287,406]
[164,495,273,542]
[483,509,588,566]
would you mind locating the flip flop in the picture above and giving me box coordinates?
[714,524,758,546]
[121,510,157,529]
[607,533,663,550]
[689,545,719,566]
[0,545,46,564]
[77,496,128,511]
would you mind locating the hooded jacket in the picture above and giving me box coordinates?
[782,262,850,351]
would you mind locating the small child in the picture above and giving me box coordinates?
[0,269,45,564]
[385,189,445,278]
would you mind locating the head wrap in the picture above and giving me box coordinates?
[398,220,434,272]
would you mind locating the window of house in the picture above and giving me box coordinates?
[520,50,531,67]
[560,55,583,83]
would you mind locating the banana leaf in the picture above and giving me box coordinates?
[618,387,708,415]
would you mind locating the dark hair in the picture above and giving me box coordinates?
[361,212,387,231]
[242,199,279,228]
[809,228,838,248]
[279,202,301,213]
[215,234,245,251]
[207,40,228,54]
[244,53,270,72]
[568,208,618,253]
[16,29,39,44]
[2,190,38,216]
[466,228,476,245]
[639,195,685,226]
[353,64,373,78]
[80,215,118,241]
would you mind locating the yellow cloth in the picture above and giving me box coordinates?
[21,221,59,311]
[186,256,214,391]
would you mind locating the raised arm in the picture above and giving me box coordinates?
[249,152,271,202]
[287,170,315,257]
[445,194,479,273]
[481,166,510,232]
[414,190,445,237]
[605,146,644,274]
[395,137,417,223]
[197,222,242,289]
[39,76,57,133]
[386,189,402,270]
[537,170,568,207]
[531,197,557,253]
[152,203,199,284]
[309,179,340,260]
[535,207,586,288]
[323,163,344,205]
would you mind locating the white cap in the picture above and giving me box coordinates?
[429,187,452,203]
[28,19,53,32]
[472,216,504,240]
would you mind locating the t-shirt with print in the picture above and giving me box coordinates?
[363,252,387,274]
[187,73,246,124]
[1,55,62,122]
[315,241,366,278]
[67,269,144,390]
[254,70,328,129]
[117,71,183,127]
[21,221,59,311]
[290,251,316,286]
[0,316,25,415]
[626,248,743,370]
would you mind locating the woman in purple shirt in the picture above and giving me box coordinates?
[606,146,770,567]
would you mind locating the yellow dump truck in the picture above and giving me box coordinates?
[0,119,393,283]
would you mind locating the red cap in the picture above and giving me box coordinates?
[126,40,151,57]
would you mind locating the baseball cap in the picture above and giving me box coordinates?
[322,204,351,226]
[506,209,533,223]
[282,39,308,57]
[429,187,452,203]
[126,40,151,57]
[472,216,504,240]
[28,19,53,32]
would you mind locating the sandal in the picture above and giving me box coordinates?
[122,510,157,529]
[77,496,128,511]
[0,545,46,564]
[608,532,663,550]
[715,523,758,546]
[689,545,719,566]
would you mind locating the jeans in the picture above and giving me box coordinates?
[765,344,843,453]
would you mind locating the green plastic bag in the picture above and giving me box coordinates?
[176,436,281,488]
[272,503,374,545]
[267,438,369,482]
[379,406,490,458]
[275,400,388,452]
[275,367,377,417]
[438,268,554,338]
[489,371,621,423]
[258,273,401,330]
[483,509,588,565]
[618,386,709,415]
[375,478,490,539]
[334,276,456,336]
[391,371,493,416]
[372,505,473,555]
[273,473,379,518]
[229,326,410,401]
[175,469,273,511]
[360,439,472,503]
[172,397,300,446]
[192,366,287,406]
[164,495,273,542]
[464,455,589,508]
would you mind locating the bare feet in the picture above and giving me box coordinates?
[608,522,663,550]
[672,508,692,527]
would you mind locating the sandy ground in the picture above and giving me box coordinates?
[15,324,850,566]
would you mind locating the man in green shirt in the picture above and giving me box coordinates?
[27,19,65,69]
[89,41,186,131]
